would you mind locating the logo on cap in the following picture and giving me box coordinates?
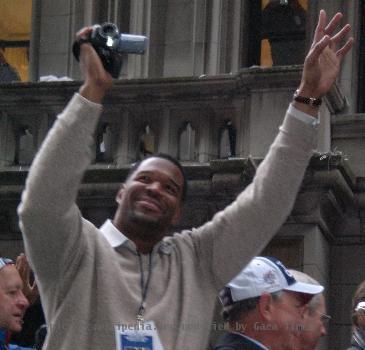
[263,270,277,286]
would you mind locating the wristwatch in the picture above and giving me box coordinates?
[293,90,322,107]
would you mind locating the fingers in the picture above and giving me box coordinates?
[327,23,353,60]
[312,10,352,61]
[16,253,26,275]
[313,9,327,43]
[16,253,31,286]
[324,12,343,36]
[15,254,21,269]
[314,10,348,45]
[336,37,354,60]
[76,26,93,40]
[331,23,351,45]
[307,35,331,65]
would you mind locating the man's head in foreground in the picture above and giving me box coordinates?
[0,257,29,333]
[113,154,187,252]
[219,257,324,350]
[289,270,329,350]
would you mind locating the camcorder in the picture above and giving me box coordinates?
[73,23,148,78]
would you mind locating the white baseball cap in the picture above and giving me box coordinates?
[220,256,324,306]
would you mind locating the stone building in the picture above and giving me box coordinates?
[1,1,365,349]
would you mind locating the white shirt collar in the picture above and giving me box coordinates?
[99,219,128,248]
[99,219,174,255]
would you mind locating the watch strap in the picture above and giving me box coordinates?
[293,90,322,107]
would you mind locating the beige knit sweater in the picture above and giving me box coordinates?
[18,94,318,350]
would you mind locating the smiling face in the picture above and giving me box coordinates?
[0,265,29,332]
[114,157,184,241]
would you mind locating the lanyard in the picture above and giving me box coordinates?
[136,252,153,324]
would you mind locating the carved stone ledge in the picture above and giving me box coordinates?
[0,154,357,242]
[332,114,365,139]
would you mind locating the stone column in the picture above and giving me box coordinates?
[128,0,151,78]
[205,0,242,75]
[0,112,15,167]
[162,0,208,77]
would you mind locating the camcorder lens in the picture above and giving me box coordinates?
[100,24,118,38]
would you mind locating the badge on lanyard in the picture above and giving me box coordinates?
[115,321,164,350]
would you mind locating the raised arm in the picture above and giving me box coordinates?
[191,10,353,288]
[18,28,113,283]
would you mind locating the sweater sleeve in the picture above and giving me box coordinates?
[18,93,103,286]
[188,106,318,290]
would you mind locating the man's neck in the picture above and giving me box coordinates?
[113,220,166,253]
[131,236,159,254]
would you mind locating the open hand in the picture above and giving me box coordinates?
[298,10,353,99]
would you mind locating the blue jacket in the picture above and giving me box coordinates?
[214,332,268,350]
[0,329,32,350]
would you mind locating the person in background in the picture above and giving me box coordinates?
[289,269,329,350]
[214,256,324,350]
[0,257,31,350]
[10,254,45,349]
[0,49,20,83]
[347,280,365,350]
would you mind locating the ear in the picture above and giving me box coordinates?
[115,184,125,204]
[258,293,274,321]
[300,303,309,319]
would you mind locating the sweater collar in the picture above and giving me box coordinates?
[99,219,174,255]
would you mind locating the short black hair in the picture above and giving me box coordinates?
[126,153,188,202]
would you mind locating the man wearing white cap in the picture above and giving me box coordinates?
[214,256,324,350]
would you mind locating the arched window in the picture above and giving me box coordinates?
[96,123,113,163]
[179,122,196,161]
[139,125,156,160]
[219,120,236,159]
[14,125,35,165]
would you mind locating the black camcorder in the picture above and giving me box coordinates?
[73,23,148,78]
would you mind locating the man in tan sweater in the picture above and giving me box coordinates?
[18,10,352,350]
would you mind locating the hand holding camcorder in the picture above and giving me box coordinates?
[73,23,148,78]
